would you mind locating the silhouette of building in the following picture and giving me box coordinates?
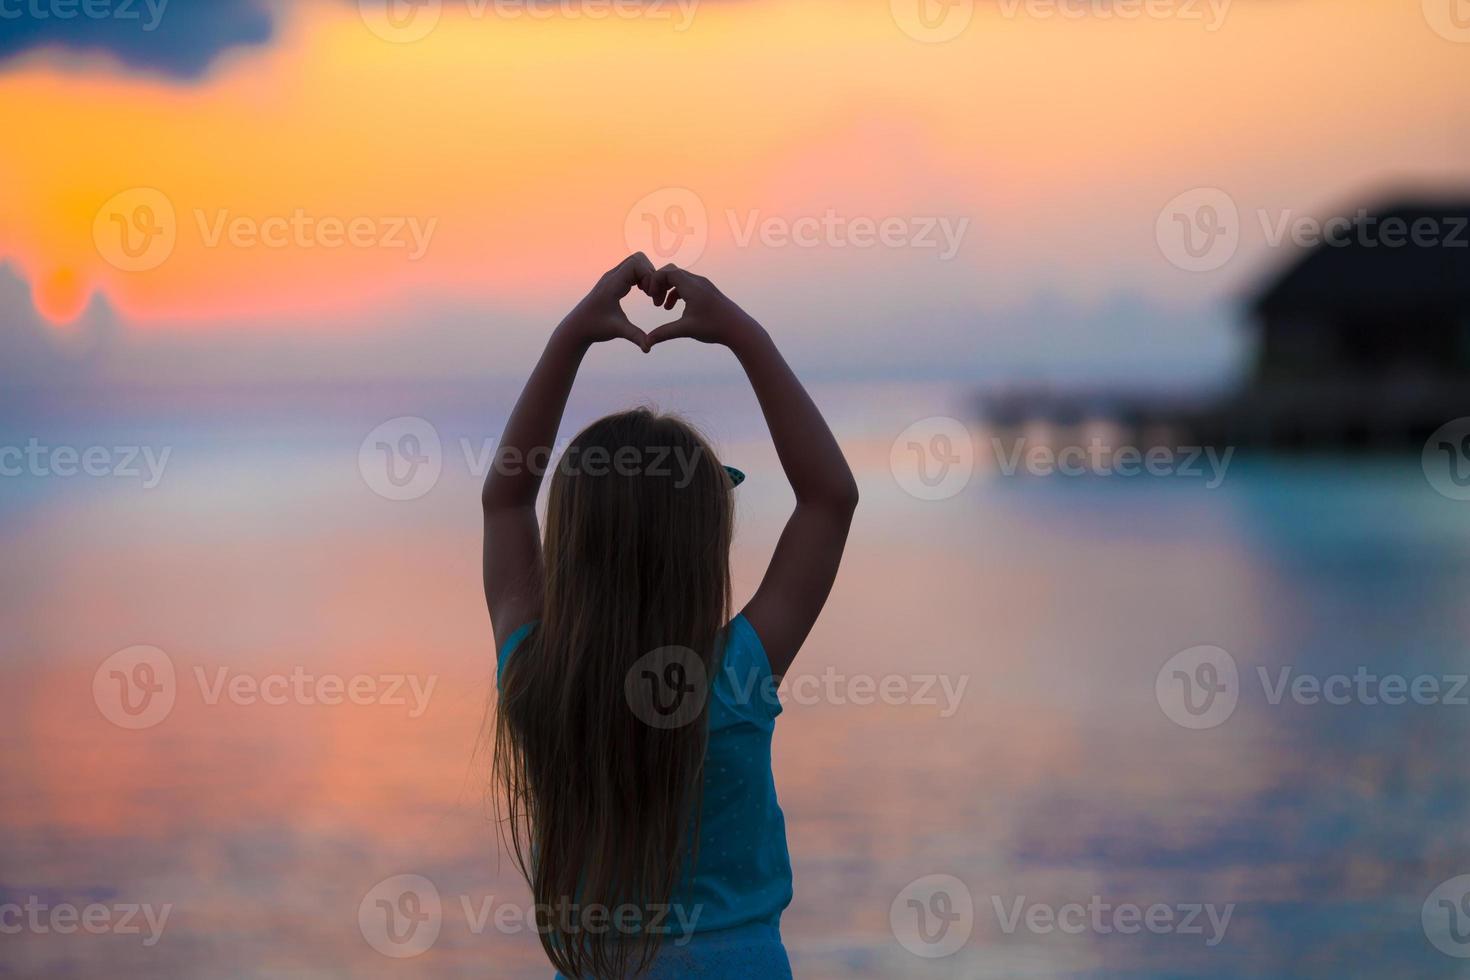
[980,197,1470,452]
[1253,201,1470,382]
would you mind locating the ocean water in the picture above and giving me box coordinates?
[2,380,1468,978]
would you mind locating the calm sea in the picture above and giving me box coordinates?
[2,380,1467,978]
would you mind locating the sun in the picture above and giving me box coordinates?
[32,266,91,325]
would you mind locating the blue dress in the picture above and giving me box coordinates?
[498,614,795,980]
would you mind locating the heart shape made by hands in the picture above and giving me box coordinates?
[619,290,684,338]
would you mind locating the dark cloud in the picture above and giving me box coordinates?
[0,0,273,79]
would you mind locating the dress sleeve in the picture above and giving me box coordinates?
[723,613,783,722]
[495,622,537,690]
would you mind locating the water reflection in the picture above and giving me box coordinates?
[1,395,1466,978]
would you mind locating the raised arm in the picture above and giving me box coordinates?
[482,253,657,650]
[647,267,858,677]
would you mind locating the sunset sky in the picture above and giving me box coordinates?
[2,0,1467,388]
[4,10,1469,977]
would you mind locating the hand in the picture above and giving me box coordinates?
[557,252,659,352]
[644,265,763,350]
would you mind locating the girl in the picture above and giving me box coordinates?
[484,253,858,979]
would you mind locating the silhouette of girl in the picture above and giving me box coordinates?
[485,254,857,978]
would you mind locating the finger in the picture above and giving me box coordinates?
[607,252,653,296]
[650,263,693,303]
[629,252,656,292]
[617,320,652,353]
[662,286,681,311]
[646,316,695,348]
[666,263,701,288]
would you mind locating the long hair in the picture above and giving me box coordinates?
[491,408,734,979]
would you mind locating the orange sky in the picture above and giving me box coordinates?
[1,0,1466,330]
